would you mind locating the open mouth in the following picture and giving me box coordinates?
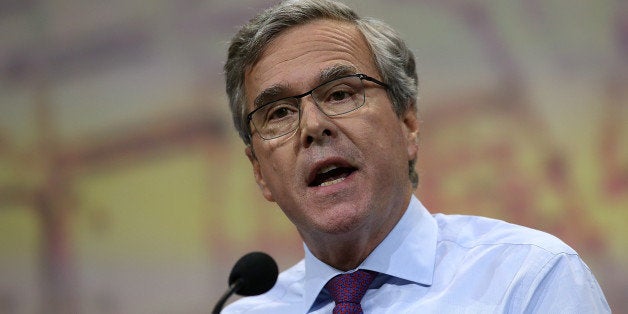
[308,165,357,187]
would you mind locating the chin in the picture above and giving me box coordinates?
[310,204,368,235]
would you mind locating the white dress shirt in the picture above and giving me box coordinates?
[224,196,610,313]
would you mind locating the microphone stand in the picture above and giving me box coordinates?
[212,278,243,314]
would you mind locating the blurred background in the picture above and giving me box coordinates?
[1,0,626,313]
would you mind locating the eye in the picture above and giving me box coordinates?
[264,103,298,122]
[324,84,358,104]
[329,90,351,102]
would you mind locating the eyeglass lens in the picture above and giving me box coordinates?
[250,75,366,139]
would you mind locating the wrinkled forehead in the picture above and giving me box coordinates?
[243,19,377,112]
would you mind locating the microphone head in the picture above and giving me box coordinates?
[228,251,278,296]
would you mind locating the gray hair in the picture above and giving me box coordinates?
[224,0,419,187]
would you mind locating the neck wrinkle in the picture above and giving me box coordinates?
[299,194,410,271]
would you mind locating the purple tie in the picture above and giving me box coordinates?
[325,270,377,314]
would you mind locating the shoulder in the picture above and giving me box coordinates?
[222,260,305,314]
[432,213,576,256]
[430,214,609,312]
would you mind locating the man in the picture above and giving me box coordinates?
[222,0,610,312]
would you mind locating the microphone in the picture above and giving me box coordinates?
[212,252,279,314]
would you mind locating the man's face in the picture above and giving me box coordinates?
[244,19,419,242]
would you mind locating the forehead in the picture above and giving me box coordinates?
[244,19,377,110]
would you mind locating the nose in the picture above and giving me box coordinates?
[299,97,335,147]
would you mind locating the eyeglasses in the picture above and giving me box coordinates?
[247,74,389,140]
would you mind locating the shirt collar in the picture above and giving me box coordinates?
[301,195,437,312]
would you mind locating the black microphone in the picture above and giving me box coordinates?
[212,252,279,314]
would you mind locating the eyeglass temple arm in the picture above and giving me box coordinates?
[357,74,389,89]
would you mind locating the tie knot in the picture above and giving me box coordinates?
[325,270,377,313]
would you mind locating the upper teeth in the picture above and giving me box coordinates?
[318,165,338,174]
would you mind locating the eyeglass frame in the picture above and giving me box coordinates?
[246,73,389,140]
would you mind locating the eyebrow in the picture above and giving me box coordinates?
[253,85,287,109]
[252,64,359,109]
[319,64,358,84]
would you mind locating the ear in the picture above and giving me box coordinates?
[401,104,420,162]
[245,146,275,202]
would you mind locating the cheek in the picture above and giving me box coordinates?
[258,150,294,188]
[362,116,410,171]
[360,108,405,147]
[260,157,281,179]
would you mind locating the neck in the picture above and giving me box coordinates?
[301,195,410,271]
